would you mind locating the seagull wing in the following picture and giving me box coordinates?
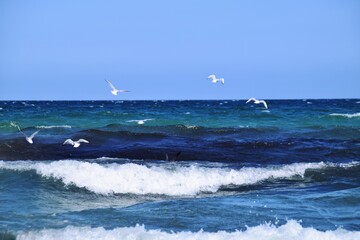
[260,100,268,109]
[29,130,40,139]
[105,79,117,91]
[77,139,89,143]
[118,90,130,92]
[246,98,256,104]
[220,78,225,85]
[63,139,74,145]
[11,122,24,134]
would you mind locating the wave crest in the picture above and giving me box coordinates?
[16,220,360,240]
[329,113,360,118]
[0,160,340,196]
[35,125,72,129]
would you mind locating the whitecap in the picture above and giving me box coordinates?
[16,220,360,240]
[36,125,72,129]
[185,125,198,129]
[329,113,360,118]
[127,119,154,125]
[0,161,354,196]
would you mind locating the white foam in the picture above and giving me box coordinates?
[0,160,347,196]
[185,125,198,129]
[329,113,360,118]
[35,125,72,129]
[16,220,360,240]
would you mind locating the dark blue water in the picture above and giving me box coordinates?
[0,100,359,239]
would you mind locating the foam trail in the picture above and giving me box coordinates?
[16,220,360,240]
[329,113,360,118]
[0,160,355,196]
[36,125,72,129]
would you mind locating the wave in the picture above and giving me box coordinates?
[35,125,72,129]
[1,160,357,196]
[15,220,360,240]
[329,113,360,118]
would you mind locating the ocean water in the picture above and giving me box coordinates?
[0,99,359,239]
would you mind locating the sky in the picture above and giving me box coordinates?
[0,0,359,100]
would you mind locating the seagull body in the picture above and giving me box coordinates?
[246,98,268,109]
[208,75,224,85]
[127,119,153,125]
[63,139,89,148]
[105,79,130,95]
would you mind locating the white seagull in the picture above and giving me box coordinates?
[105,79,130,95]
[63,139,89,148]
[246,98,268,109]
[22,130,40,144]
[127,119,154,125]
[208,75,224,85]
[11,122,39,144]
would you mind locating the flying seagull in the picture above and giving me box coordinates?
[11,122,39,144]
[246,98,268,109]
[208,75,224,85]
[105,79,130,95]
[63,139,89,148]
[22,130,40,144]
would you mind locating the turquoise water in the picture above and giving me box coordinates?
[0,99,359,239]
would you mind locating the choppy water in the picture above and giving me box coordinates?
[0,100,359,239]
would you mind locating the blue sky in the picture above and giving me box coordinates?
[0,0,359,100]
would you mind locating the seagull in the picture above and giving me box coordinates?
[105,79,130,95]
[11,122,39,144]
[63,139,89,148]
[208,75,224,85]
[127,119,154,125]
[246,98,268,109]
[22,130,40,144]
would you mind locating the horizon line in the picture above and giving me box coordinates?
[0,97,359,101]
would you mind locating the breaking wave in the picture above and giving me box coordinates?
[16,220,360,240]
[329,113,360,118]
[1,160,357,196]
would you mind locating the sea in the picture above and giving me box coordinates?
[0,99,359,239]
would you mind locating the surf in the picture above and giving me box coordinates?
[15,220,360,240]
[1,160,358,196]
